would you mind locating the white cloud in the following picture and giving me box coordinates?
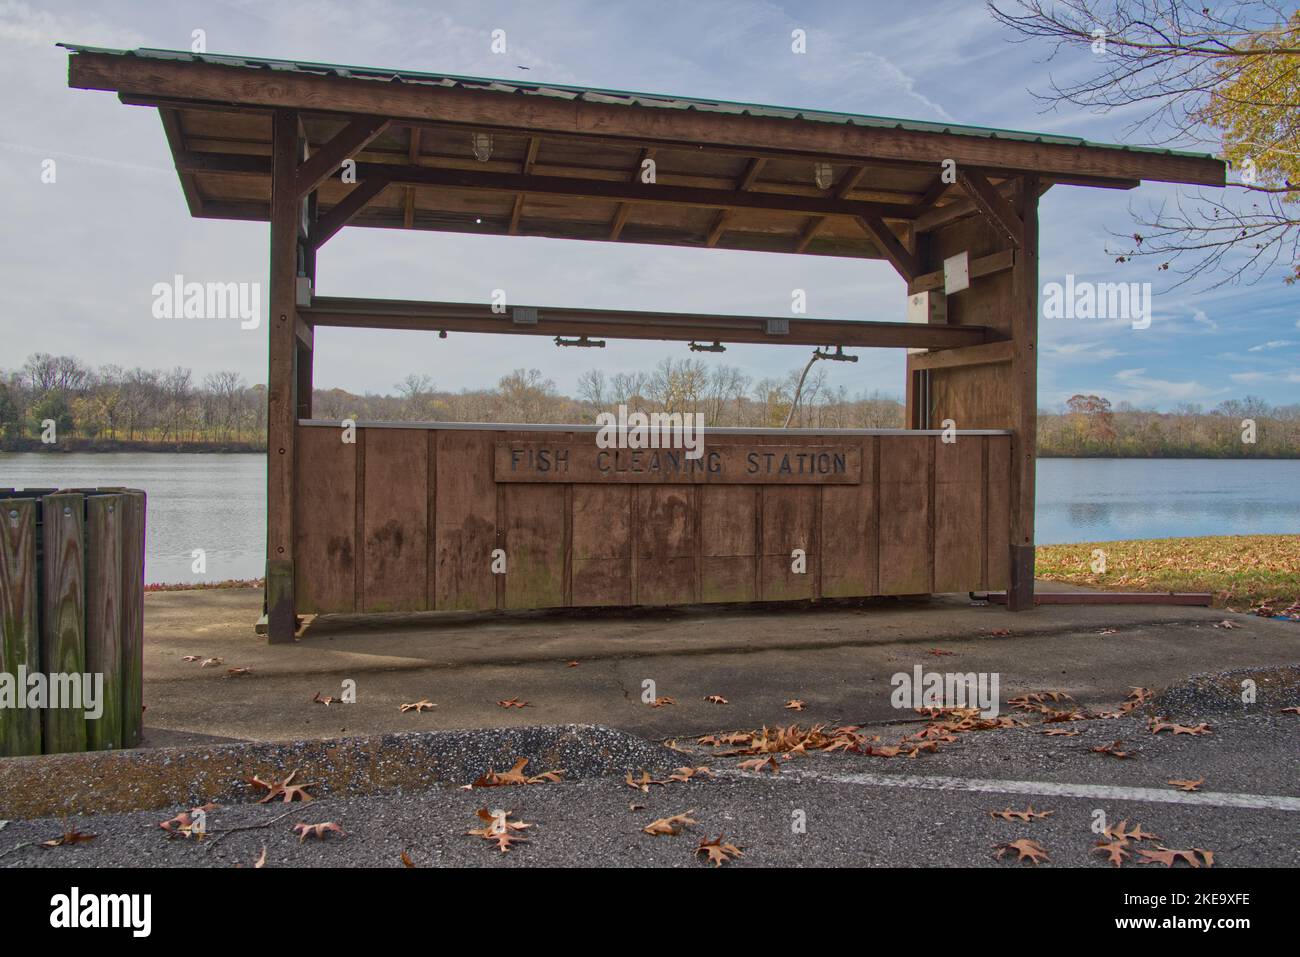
[1247,340,1297,352]
[1229,369,1300,384]
[1041,341,1123,362]
[1110,367,1221,405]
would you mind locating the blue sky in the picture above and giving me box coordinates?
[1,0,1296,410]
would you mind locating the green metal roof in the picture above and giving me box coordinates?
[58,44,1216,162]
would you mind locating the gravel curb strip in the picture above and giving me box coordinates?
[0,724,682,820]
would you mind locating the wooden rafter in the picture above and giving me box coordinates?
[916,174,950,208]
[609,147,655,240]
[177,152,918,223]
[403,128,421,228]
[796,165,867,253]
[508,136,540,234]
[706,157,766,248]
[157,109,203,216]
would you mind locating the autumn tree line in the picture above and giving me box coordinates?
[2,353,1297,457]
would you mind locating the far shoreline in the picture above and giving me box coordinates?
[3,441,1298,460]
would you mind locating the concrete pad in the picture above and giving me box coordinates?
[135,587,1299,746]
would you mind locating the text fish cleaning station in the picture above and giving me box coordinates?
[64,46,1225,642]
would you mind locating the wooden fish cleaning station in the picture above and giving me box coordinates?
[66,47,1225,642]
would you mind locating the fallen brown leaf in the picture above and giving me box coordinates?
[643,812,698,836]
[158,803,217,839]
[470,757,564,788]
[399,699,437,713]
[1167,778,1204,792]
[39,825,96,848]
[989,805,1053,822]
[247,769,315,803]
[467,808,531,853]
[1093,840,1130,867]
[1136,845,1214,868]
[1091,740,1136,759]
[695,834,743,867]
[293,821,344,843]
[1150,719,1212,736]
[1104,820,1160,844]
[993,838,1048,865]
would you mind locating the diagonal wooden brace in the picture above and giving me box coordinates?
[956,168,1024,248]
[856,213,919,283]
[294,115,391,198]
[308,171,393,249]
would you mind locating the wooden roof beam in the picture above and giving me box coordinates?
[302,296,992,350]
[73,53,1225,186]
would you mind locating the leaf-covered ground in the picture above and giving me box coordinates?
[1036,535,1300,612]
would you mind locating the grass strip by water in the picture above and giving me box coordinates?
[1035,534,1300,613]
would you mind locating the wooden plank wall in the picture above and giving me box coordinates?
[0,489,146,755]
[295,426,1011,613]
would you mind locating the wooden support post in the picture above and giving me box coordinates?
[0,497,41,756]
[1007,176,1039,611]
[266,109,301,643]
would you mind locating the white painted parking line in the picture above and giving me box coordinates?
[759,769,1300,812]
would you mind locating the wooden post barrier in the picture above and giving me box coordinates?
[0,488,146,756]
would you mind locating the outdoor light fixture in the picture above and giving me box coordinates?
[813,345,858,362]
[814,162,834,190]
[472,132,493,162]
[688,340,726,353]
[554,335,605,348]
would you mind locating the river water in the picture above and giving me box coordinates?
[2,453,1297,584]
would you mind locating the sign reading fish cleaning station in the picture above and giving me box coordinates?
[495,441,862,484]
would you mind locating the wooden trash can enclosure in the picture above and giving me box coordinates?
[0,488,146,756]
[295,423,1010,614]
